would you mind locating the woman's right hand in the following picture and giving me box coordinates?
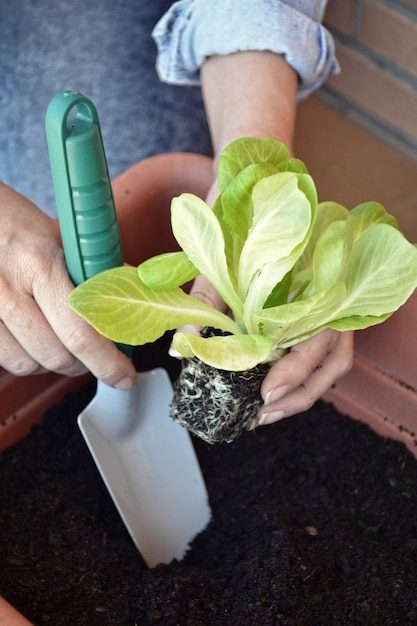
[0,184,136,388]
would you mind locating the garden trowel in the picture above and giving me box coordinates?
[45,91,211,567]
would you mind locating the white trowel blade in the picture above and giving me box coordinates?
[77,367,211,568]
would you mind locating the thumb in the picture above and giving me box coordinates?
[169,275,227,358]
[188,274,227,313]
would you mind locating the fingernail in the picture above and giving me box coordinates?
[265,385,290,404]
[168,345,183,359]
[114,376,136,390]
[169,326,201,359]
[257,409,286,426]
[178,325,201,336]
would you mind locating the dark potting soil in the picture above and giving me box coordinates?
[1,334,417,626]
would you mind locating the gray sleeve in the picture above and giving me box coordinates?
[152,0,339,101]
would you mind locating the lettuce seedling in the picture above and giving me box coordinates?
[70,138,417,443]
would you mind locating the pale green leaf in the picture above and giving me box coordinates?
[69,266,240,345]
[211,195,236,283]
[263,269,292,308]
[281,224,417,342]
[349,201,398,240]
[295,174,318,220]
[277,158,308,174]
[171,193,243,320]
[217,137,289,192]
[306,220,353,295]
[138,251,198,290]
[172,332,275,371]
[291,202,349,295]
[279,311,392,348]
[326,312,392,331]
[240,173,315,316]
[328,223,417,319]
[292,200,397,301]
[221,162,278,247]
[253,283,346,345]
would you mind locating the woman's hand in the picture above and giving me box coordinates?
[184,279,354,428]
[182,187,354,427]
[253,329,354,427]
[0,184,136,388]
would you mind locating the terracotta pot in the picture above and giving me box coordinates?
[2,148,417,459]
[114,152,214,266]
[1,151,417,622]
[324,293,417,458]
[0,153,213,455]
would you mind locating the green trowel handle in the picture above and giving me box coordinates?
[45,91,123,286]
[46,91,131,357]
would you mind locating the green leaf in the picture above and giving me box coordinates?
[328,223,417,319]
[349,201,398,240]
[221,162,279,247]
[171,193,243,320]
[217,137,289,192]
[216,162,279,285]
[138,251,198,290]
[239,174,311,294]
[240,173,316,318]
[277,158,308,174]
[69,266,240,344]
[292,200,398,301]
[280,311,392,348]
[280,223,417,342]
[252,283,346,346]
[263,270,292,308]
[172,332,275,371]
[326,312,392,331]
[291,202,349,293]
[306,219,353,295]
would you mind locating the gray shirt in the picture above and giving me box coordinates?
[0,1,335,215]
[153,0,337,100]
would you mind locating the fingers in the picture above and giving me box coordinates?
[0,320,44,376]
[189,274,227,312]
[254,330,354,427]
[31,257,137,388]
[0,187,136,387]
[0,266,136,387]
[260,329,339,402]
[0,281,87,377]
[170,275,227,358]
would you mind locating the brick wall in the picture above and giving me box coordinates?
[323,0,417,161]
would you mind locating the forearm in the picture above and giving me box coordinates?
[201,51,298,161]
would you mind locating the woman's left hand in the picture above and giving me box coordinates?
[177,182,355,427]
[253,329,354,428]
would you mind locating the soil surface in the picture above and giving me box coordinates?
[1,334,417,626]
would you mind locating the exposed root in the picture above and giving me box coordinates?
[170,328,271,444]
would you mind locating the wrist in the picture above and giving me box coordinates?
[202,51,297,169]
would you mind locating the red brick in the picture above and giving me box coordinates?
[327,43,417,144]
[325,0,358,36]
[359,0,417,79]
